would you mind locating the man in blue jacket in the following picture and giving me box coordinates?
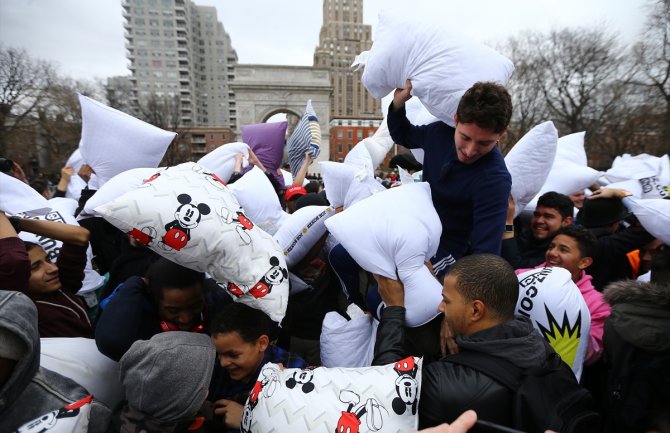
[388,80,512,278]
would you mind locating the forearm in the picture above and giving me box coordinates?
[57,242,89,294]
[372,306,408,365]
[16,218,90,246]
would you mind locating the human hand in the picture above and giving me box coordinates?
[411,410,477,433]
[392,79,413,111]
[304,151,314,165]
[60,165,74,182]
[78,164,94,183]
[372,273,405,307]
[214,399,244,429]
[589,188,632,200]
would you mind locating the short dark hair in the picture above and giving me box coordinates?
[145,257,205,303]
[23,241,40,253]
[650,244,670,284]
[210,302,278,343]
[447,254,519,320]
[455,82,512,133]
[537,191,574,219]
[555,225,598,260]
[29,177,49,195]
[304,181,320,194]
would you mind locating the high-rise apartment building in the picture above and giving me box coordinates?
[314,0,381,118]
[122,0,237,128]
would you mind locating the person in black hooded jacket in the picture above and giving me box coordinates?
[373,254,553,429]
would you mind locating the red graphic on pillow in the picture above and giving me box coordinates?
[248,257,287,299]
[128,228,154,246]
[163,227,189,251]
[335,390,385,433]
[226,282,244,298]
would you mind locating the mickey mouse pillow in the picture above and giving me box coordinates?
[242,357,422,433]
[95,162,289,322]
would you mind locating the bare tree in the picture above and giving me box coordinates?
[630,0,670,153]
[501,28,634,163]
[0,46,56,155]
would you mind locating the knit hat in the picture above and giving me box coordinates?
[577,197,632,228]
[285,185,307,201]
[0,327,25,361]
[119,332,216,421]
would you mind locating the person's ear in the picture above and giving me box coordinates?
[471,300,486,322]
[578,256,593,271]
[257,335,270,352]
[562,216,574,226]
[453,114,459,126]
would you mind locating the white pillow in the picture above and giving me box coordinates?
[40,337,123,411]
[78,94,176,185]
[242,357,422,433]
[95,162,289,323]
[605,154,659,183]
[516,267,591,380]
[556,131,587,166]
[325,183,442,326]
[320,304,377,368]
[83,167,158,217]
[273,205,335,269]
[15,395,92,433]
[504,121,558,217]
[660,154,670,185]
[17,198,105,294]
[197,141,250,183]
[525,161,603,212]
[228,166,286,235]
[626,197,670,245]
[358,10,514,126]
[64,149,87,201]
[0,172,50,215]
[320,161,386,210]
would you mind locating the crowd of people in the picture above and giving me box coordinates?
[0,78,668,433]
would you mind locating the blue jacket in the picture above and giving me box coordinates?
[387,105,511,262]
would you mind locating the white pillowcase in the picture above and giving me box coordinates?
[358,10,514,126]
[320,304,377,368]
[0,172,50,215]
[325,183,442,326]
[95,162,289,322]
[83,167,158,217]
[15,396,92,433]
[197,141,250,183]
[242,357,422,433]
[64,149,88,201]
[273,205,335,269]
[40,337,123,411]
[516,266,591,380]
[555,131,587,166]
[319,161,386,210]
[625,197,670,244]
[78,94,176,185]
[228,166,285,235]
[504,121,558,217]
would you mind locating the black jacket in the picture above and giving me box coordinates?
[373,307,552,429]
[501,231,551,270]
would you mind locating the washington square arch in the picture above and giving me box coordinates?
[231,64,332,169]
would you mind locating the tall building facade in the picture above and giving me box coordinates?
[122,0,237,128]
[314,0,381,119]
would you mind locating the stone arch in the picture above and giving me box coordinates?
[231,64,332,170]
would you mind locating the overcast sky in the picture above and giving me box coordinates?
[0,0,650,83]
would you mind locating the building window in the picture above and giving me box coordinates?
[338,143,343,153]
[357,130,363,139]
[347,131,352,139]
[337,130,343,139]
[135,18,146,25]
